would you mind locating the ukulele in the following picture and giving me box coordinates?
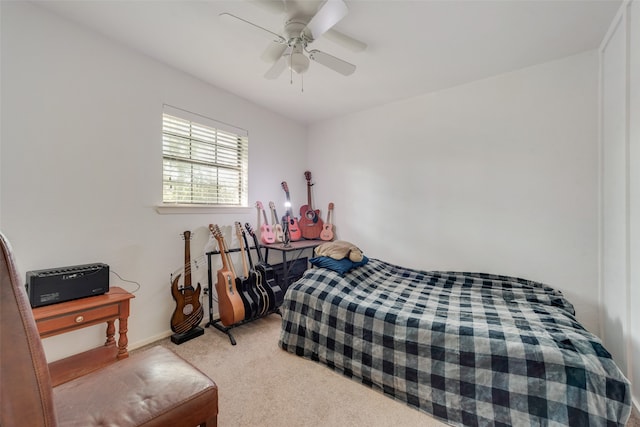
[269,201,285,243]
[210,224,245,326]
[245,223,284,311]
[240,223,269,316]
[234,221,262,319]
[298,171,324,239]
[281,181,302,241]
[256,201,276,244]
[170,231,204,334]
[320,202,335,241]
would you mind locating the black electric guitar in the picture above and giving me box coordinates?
[170,231,204,334]
[245,223,284,312]
[234,221,261,319]
[240,223,269,316]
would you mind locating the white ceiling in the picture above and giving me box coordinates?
[34,0,621,125]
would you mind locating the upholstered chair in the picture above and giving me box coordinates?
[0,231,218,427]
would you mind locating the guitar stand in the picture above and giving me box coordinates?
[206,309,282,346]
[206,245,288,345]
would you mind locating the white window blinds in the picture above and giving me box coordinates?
[162,107,248,206]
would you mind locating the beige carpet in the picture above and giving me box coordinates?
[141,315,639,427]
[142,314,446,426]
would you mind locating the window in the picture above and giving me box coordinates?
[162,106,248,206]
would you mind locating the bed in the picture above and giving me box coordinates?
[278,257,631,426]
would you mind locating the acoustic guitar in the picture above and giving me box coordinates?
[256,201,276,244]
[210,224,245,326]
[239,223,270,317]
[245,223,284,311]
[298,171,324,239]
[170,231,204,334]
[217,222,257,321]
[281,181,302,241]
[234,221,262,319]
[320,202,335,241]
[269,201,285,243]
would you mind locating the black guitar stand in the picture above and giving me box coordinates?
[206,309,281,346]
[205,247,282,345]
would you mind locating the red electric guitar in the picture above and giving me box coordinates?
[320,202,335,241]
[256,201,276,244]
[298,171,323,239]
[281,181,302,241]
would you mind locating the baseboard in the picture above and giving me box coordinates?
[129,316,215,351]
[129,330,174,351]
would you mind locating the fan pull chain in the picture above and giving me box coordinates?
[301,73,304,93]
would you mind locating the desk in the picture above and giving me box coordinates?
[32,286,134,386]
[264,240,320,290]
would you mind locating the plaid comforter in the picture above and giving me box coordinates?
[278,258,631,426]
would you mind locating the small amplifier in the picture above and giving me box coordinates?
[26,263,109,308]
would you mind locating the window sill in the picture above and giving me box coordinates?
[155,205,252,215]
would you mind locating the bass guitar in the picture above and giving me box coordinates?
[239,223,270,317]
[320,202,335,241]
[170,231,204,334]
[281,181,302,241]
[234,221,262,319]
[245,223,284,311]
[256,201,276,244]
[298,171,324,239]
[210,224,245,326]
[269,201,285,243]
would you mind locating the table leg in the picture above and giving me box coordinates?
[117,316,129,359]
[105,319,116,347]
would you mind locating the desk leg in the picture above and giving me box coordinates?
[117,316,129,359]
[281,251,289,287]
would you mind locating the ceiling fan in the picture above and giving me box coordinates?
[219,0,366,80]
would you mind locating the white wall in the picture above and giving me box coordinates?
[600,0,639,408]
[308,51,601,334]
[0,2,307,360]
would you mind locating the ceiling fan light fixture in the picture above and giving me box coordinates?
[287,51,310,74]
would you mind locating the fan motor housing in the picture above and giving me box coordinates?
[284,19,312,42]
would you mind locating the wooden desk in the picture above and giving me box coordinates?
[32,286,134,385]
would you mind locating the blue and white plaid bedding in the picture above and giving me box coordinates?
[278,258,631,426]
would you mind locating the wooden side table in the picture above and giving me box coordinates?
[32,286,134,386]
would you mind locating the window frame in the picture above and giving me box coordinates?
[160,105,249,210]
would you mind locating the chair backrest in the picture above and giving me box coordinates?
[1,231,57,426]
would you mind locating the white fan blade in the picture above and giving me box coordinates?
[219,13,286,43]
[325,29,367,52]
[308,49,356,76]
[264,47,291,79]
[305,0,348,40]
[261,42,288,63]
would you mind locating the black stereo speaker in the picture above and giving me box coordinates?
[26,263,110,308]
